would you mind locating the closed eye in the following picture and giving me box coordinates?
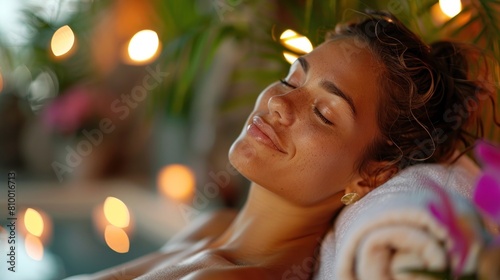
[280,79,296,88]
[281,79,333,125]
[314,107,333,125]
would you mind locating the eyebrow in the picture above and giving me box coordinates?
[319,80,357,118]
[297,57,357,118]
[297,57,309,73]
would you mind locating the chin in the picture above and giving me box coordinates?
[228,137,256,177]
[228,135,282,187]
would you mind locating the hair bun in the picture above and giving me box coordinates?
[430,41,469,82]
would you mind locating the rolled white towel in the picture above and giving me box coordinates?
[314,156,482,280]
[357,224,447,280]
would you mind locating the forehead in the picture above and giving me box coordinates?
[302,37,383,119]
[303,37,381,84]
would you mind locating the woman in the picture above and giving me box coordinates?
[76,11,496,280]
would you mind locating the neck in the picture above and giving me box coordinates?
[210,183,344,264]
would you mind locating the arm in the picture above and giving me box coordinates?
[65,209,238,280]
[65,251,168,280]
[181,266,275,280]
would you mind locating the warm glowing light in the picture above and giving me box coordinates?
[21,208,52,245]
[24,208,44,237]
[158,164,196,201]
[104,225,130,253]
[280,29,313,54]
[51,25,75,56]
[127,30,160,62]
[0,70,4,93]
[103,197,130,228]
[283,51,299,64]
[92,201,134,243]
[280,29,298,40]
[25,234,44,260]
[439,0,462,18]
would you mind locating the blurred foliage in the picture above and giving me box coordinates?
[149,0,500,131]
[150,0,250,116]
[2,0,111,94]
[1,0,499,138]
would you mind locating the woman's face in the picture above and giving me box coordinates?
[229,37,383,206]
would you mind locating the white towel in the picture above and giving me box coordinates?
[314,156,482,280]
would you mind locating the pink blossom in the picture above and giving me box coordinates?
[428,183,472,277]
[42,87,94,134]
[473,140,500,234]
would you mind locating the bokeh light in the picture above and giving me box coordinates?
[103,197,130,228]
[28,70,59,112]
[93,198,133,253]
[0,70,4,93]
[158,164,196,201]
[104,225,130,253]
[127,29,160,63]
[280,29,313,54]
[51,25,75,57]
[280,29,298,40]
[439,0,462,18]
[283,51,299,64]
[24,208,44,237]
[23,208,50,260]
[21,208,52,247]
[25,234,44,261]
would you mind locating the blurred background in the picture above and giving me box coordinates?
[0,0,498,279]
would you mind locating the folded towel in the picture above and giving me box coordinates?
[314,156,481,280]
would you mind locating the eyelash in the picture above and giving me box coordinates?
[314,107,333,125]
[280,79,295,88]
[279,79,333,126]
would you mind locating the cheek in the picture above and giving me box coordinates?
[293,135,357,188]
[280,153,355,206]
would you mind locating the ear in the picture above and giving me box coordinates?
[345,161,398,198]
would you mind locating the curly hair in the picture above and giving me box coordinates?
[330,11,499,185]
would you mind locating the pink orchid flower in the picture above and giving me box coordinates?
[42,87,93,134]
[428,182,472,277]
[473,140,500,243]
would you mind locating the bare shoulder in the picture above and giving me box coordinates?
[181,266,274,280]
[161,208,238,251]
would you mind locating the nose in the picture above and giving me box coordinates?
[268,94,294,126]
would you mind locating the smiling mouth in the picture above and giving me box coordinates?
[246,116,287,153]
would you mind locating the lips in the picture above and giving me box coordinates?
[247,116,286,153]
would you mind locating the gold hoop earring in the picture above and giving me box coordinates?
[341,193,360,205]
